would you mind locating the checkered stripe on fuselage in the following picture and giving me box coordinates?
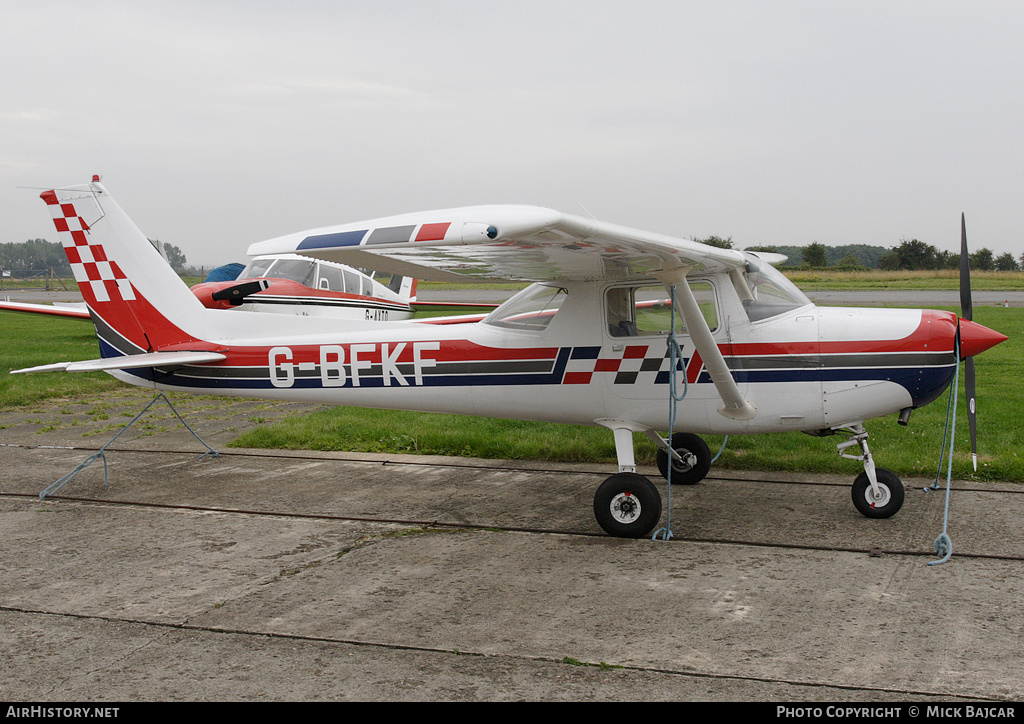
[562,344,691,385]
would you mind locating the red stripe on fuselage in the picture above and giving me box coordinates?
[143,308,957,380]
[726,310,956,358]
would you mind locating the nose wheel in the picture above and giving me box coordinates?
[838,425,905,519]
[852,468,904,519]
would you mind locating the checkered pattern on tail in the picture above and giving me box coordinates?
[42,191,137,305]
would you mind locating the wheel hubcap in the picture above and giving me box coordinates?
[864,483,891,508]
[673,450,697,473]
[610,492,641,524]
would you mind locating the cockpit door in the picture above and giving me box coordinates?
[601,281,726,406]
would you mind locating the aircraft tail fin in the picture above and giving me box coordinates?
[41,178,205,357]
[386,273,417,302]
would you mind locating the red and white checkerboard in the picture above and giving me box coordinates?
[43,192,136,304]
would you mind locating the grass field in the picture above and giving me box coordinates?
[0,312,124,407]
[3,299,1021,483]
[424,269,1024,292]
[785,269,1024,290]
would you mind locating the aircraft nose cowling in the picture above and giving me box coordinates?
[958,318,1008,358]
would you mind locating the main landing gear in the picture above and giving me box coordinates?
[655,432,712,486]
[593,422,715,538]
[593,473,662,539]
[591,422,907,538]
[837,425,905,519]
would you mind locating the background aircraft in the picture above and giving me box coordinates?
[1,252,496,323]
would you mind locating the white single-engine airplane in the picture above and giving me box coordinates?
[13,178,1007,538]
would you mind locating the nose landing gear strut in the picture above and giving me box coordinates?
[837,424,905,519]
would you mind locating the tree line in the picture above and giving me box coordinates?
[0,239,192,275]
[695,236,1021,271]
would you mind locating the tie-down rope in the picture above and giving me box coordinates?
[652,285,730,541]
[925,333,961,566]
[652,286,685,541]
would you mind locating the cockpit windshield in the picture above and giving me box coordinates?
[484,284,568,331]
[735,254,812,322]
[238,258,274,280]
[238,257,315,286]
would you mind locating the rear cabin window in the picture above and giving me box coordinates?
[343,270,363,295]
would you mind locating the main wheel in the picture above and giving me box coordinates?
[593,473,662,538]
[655,433,712,485]
[851,468,905,519]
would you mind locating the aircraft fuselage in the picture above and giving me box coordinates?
[110,276,966,437]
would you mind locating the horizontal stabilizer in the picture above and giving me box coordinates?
[12,350,227,375]
[0,300,90,319]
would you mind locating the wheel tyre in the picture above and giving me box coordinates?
[593,473,662,538]
[851,468,905,519]
[656,433,712,485]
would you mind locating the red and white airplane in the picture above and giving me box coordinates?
[190,254,417,321]
[0,252,488,323]
[12,178,1007,538]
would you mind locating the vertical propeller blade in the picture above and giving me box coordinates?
[960,213,972,322]
[965,356,978,471]
[960,213,978,470]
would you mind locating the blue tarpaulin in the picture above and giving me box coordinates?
[203,263,245,283]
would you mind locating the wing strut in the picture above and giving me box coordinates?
[655,268,756,421]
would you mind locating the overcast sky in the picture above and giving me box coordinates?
[2,1,1022,267]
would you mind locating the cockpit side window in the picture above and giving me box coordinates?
[606,283,718,337]
[317,264,345,292]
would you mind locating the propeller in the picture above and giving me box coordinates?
[210,279,271,305]
[959,214,978,471]
[947,215,1008,473]
[930,214,1005,563]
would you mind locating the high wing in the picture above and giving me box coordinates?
[250,205,757,420]
[248,206,748,283]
